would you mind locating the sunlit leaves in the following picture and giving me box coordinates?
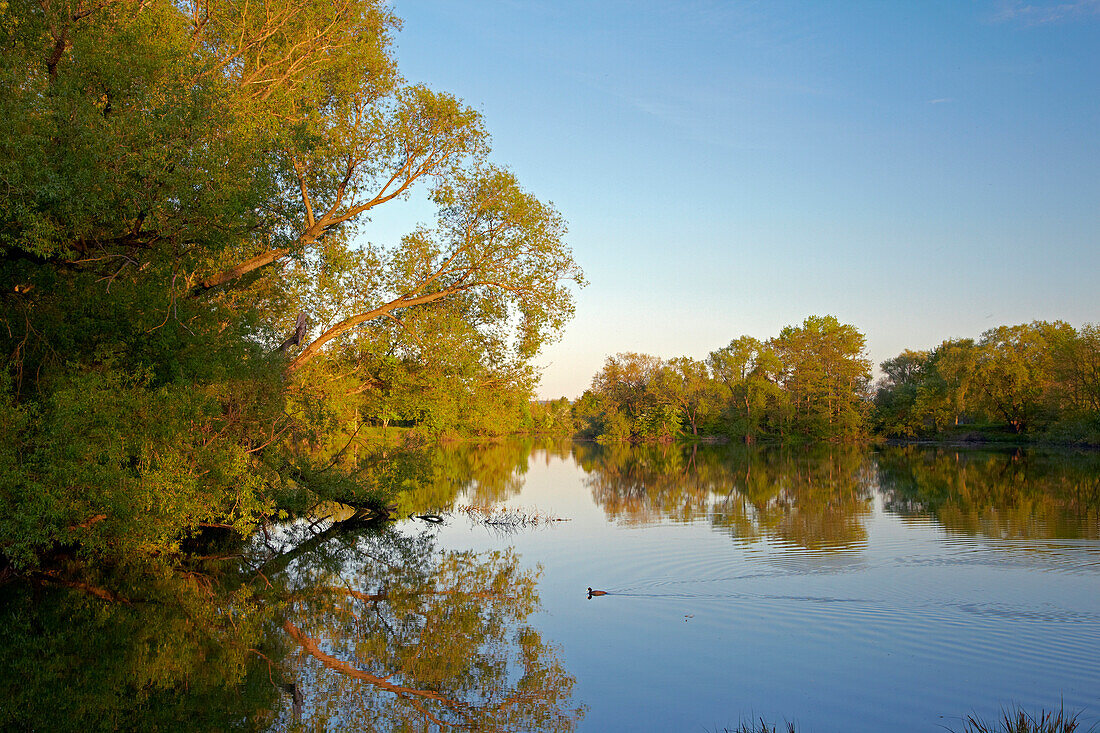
[0,0,584,574]
[0,0,279,261]
[770,315,871,440]
[582,317,871,443]
[875,321,1100,439]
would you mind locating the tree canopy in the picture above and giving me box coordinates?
[577,317,1098,445]
[0,0,583,570]
[873,321,1100,441]
[575,316,871,443]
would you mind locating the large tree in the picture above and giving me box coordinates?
[283,165,581,376]
[707,336,783,442]
[768,315,871,440]
[972,321,1074,433]
[914,338,980,431]
[586,352,679,441]
[873,349,930,437]
[652,356,720,436]
[0,0,582,569]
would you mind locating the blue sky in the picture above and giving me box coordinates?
[368,1,1100,398]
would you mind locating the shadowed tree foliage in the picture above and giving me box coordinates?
[873,349,930,438]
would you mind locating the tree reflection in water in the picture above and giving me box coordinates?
[10,441,1099,730]
[0,519,582,732]
[574,442,1100,548]
[0,558,279,731]
[393,439,546,513]
[575,442,875,552]
[877,446,1100,540]
[264,522,583,731]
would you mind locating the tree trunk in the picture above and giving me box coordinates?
[277,313,308,353]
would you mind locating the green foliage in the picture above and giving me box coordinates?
[577,318,1095,446]
[0,363,281,567]
[915,339,980,433]
[0,0,277,261]
[0,0,582,572]
[873,349,930,437]
[529,397,575,436]
[0,2,588,726]
[973,322,1074,433]
[581,352,673,442]
[708,335,784,442]
[874,321,1100,442]
[653,356,722,436]
[580,316,871,444]
[769,315,871,440]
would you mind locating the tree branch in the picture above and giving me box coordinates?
[285,288,457,374]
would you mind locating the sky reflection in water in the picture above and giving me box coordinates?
[9,443,1092,731]
[414,443,1100,732]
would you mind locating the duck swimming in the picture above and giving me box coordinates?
[587,587,608,598]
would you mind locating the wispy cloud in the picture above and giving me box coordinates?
[928,98,953,104]
[992,0,1100,24]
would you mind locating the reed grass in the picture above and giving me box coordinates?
[715,720,796,733]
[954,705,1089,733]
[711,706,1092,733]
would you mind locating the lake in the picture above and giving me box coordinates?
[5,442,1099,731]
[360,442,1100,731]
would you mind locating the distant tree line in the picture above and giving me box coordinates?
[572,315,871,443]
[873,321,1100,443]
[567,317,1100,445]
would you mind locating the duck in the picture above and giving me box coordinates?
[587,587,608,598]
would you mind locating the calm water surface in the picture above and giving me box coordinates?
[8,442,1096,731]
[399,443,1100,732]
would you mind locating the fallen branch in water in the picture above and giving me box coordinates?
[456,505,569,529]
